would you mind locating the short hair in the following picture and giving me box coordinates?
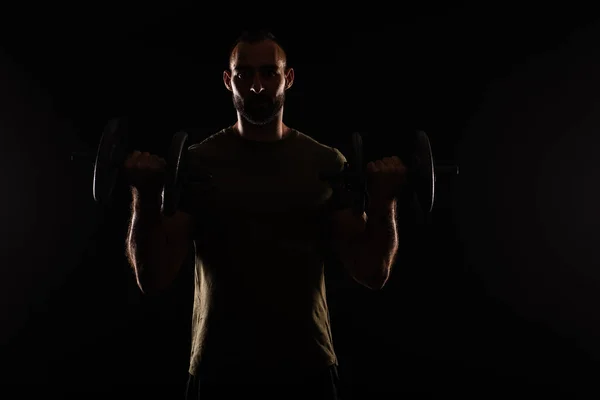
[228,29,288,69]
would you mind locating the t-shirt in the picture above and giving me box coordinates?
[178,126,348,377]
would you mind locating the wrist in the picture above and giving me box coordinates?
[368,195,396,213]
[131,187,163,211]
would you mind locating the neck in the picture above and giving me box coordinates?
[234,113,290,142]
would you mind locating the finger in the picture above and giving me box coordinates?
[391,156,403,166]
[126,150,140,161]
[367,161,377,172]
[124,151,141,168]
[151,156,166,172]
[392,159,405,172]
[149,154,162,164]
[136,154,154,169]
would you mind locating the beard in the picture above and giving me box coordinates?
[233,92,285,126]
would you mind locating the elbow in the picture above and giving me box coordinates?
[345,243,395,290]
[369,279,388,290]
[135,275,155,295]
[348,264,390,291]
[136,279,171,296]
[136,277,153,295]
[359,276,388,290]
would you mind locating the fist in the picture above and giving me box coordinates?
[124,151,167,195]
[366,156,407,202]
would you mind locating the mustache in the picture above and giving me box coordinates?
[246,94,272,103]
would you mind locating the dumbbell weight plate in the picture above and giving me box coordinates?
[93,117,129,206]
[162,131,189,217]
[349,132,367,215]
[413,130,435,213]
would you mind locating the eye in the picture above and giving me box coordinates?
[258,67,278,78]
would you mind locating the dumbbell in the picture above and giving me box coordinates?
[71,117,189,216]
[321,130,459,216]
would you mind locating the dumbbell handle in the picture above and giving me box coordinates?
[71,150,170,166]
[320,163,458,178]
[76,148,460,179]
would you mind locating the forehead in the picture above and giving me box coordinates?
[231,40,285,69]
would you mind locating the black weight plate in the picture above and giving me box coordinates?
[351,132,365,187]
[163,131,189,216]
[413,130,435,213]
[93,118,129,205]
[350,132,367,215]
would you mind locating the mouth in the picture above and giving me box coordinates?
[250,95,270,103]
[249,101,271,110]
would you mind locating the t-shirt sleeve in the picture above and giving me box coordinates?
[331,147,348,172]
[176,147,194,215]
[320,146,347,178]
[321,147,355,212]
[177,146,210,217]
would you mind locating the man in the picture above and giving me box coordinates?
[125,30,406,399]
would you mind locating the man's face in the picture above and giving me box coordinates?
[225,40,293,125]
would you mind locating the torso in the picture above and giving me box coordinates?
[181,126,347,375]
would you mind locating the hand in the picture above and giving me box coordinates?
[124,151,167,196]
[366,156,407,203]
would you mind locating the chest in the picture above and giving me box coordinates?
[195,151,332,214]
[187,152,333,245]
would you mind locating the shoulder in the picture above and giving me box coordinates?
[293,129,347,170]
[187,127,231,154]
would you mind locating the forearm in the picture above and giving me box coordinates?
[352,198,398,289]
[126,189,170,292]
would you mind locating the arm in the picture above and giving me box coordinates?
[331,154,406,290]
[126,188,195,294]
[332,198,398,290]
[358,197,398,288]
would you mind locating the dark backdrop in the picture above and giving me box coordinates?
[1,5,600,398]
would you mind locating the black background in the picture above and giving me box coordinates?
[2,4,600,398]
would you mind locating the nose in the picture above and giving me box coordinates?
[250,73,265,94]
